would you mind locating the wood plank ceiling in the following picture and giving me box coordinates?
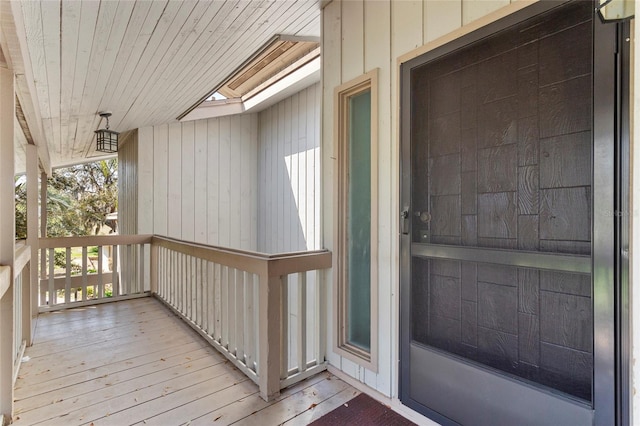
[10,0,321,170]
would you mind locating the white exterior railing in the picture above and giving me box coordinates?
[151,235,331,401]
[38,235,152,312]
[2,243,32,387]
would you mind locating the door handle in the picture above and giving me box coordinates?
[401,208,410,235]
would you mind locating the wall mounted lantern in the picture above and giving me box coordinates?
[596,0,634,22]
[95,111,119,153]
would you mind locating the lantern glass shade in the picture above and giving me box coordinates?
[95,128,119,153]
[597,0,634,22]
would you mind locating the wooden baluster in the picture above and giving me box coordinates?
[190,256,196,321]
[158,247,164,297]
[14,273,21,357]
[196,258,203,329]
[48,248,55,306]
[81,246,87,301]
[221,266,228,348]
[97,246,103,298]
[183,254,189,316]
[40,247,47,306]
[214,263,221,342]
[204,260,212,334]
[111,245,119,297]
[158,247,169,300]
[190,256,197,325]
[280,275,289,380]
[186,254,191,316]
[315,270,325,367]
[180,253,186,314]
[171,251,175,306]
[168,250,173,304]
[228,268,236,354]
[174,251,179,307]
[297,272,307,373]
[235,269,244,362]
[244,272,255,371]
[21,261,31,345]
[169,250,172,302]
[125,244,132,295]
[253,273,259,371]
[139,244,146,294]
[175,252,180,310]
[64,247,71,304]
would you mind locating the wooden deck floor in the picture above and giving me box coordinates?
[13,297,359,425]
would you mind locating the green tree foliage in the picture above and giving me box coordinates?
[15,159,118,239]
[15,177,27,239]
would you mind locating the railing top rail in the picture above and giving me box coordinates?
[0,266,10,299]
[14,244,31,278]
[151,235,332,277]
[39,234,153,249]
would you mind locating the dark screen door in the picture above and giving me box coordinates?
[400,1,617,424]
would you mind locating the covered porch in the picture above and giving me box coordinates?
[13,297,357,426]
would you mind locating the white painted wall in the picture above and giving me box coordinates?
[257,83,321,253]
[136,115,258,250]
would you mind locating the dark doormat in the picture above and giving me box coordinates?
[309,393,417,426]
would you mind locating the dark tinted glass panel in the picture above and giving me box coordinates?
[410,0,593,256]
[411,257,593,401]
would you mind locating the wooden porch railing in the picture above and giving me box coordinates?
[13,244,30,382]
[38,235,152,312]
[1,242,32,391]
[34,234,332,402]
[151,236,332,401]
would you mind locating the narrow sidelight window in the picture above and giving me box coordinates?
[334,69,378,370]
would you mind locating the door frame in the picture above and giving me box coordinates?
[398,1,628,424]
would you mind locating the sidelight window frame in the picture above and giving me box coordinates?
[333,69,379,371]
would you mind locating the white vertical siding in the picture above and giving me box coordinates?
[152,124,168,236]
[137,127,153,235]
[257,83,321,253]
[180,121,195,242]
[194,120,208,244]
[167,123,182,240]
[136,115,258,250]
[118,132,139,294]
[118,132,138,236]
[322,0,529,399]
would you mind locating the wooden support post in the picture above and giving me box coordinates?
[25,144,38,344]
[258,273,283,402]
[0,66,15,423]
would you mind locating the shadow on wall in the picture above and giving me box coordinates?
[257,83,321,255]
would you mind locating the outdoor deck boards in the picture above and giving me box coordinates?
[13,298,358,425]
